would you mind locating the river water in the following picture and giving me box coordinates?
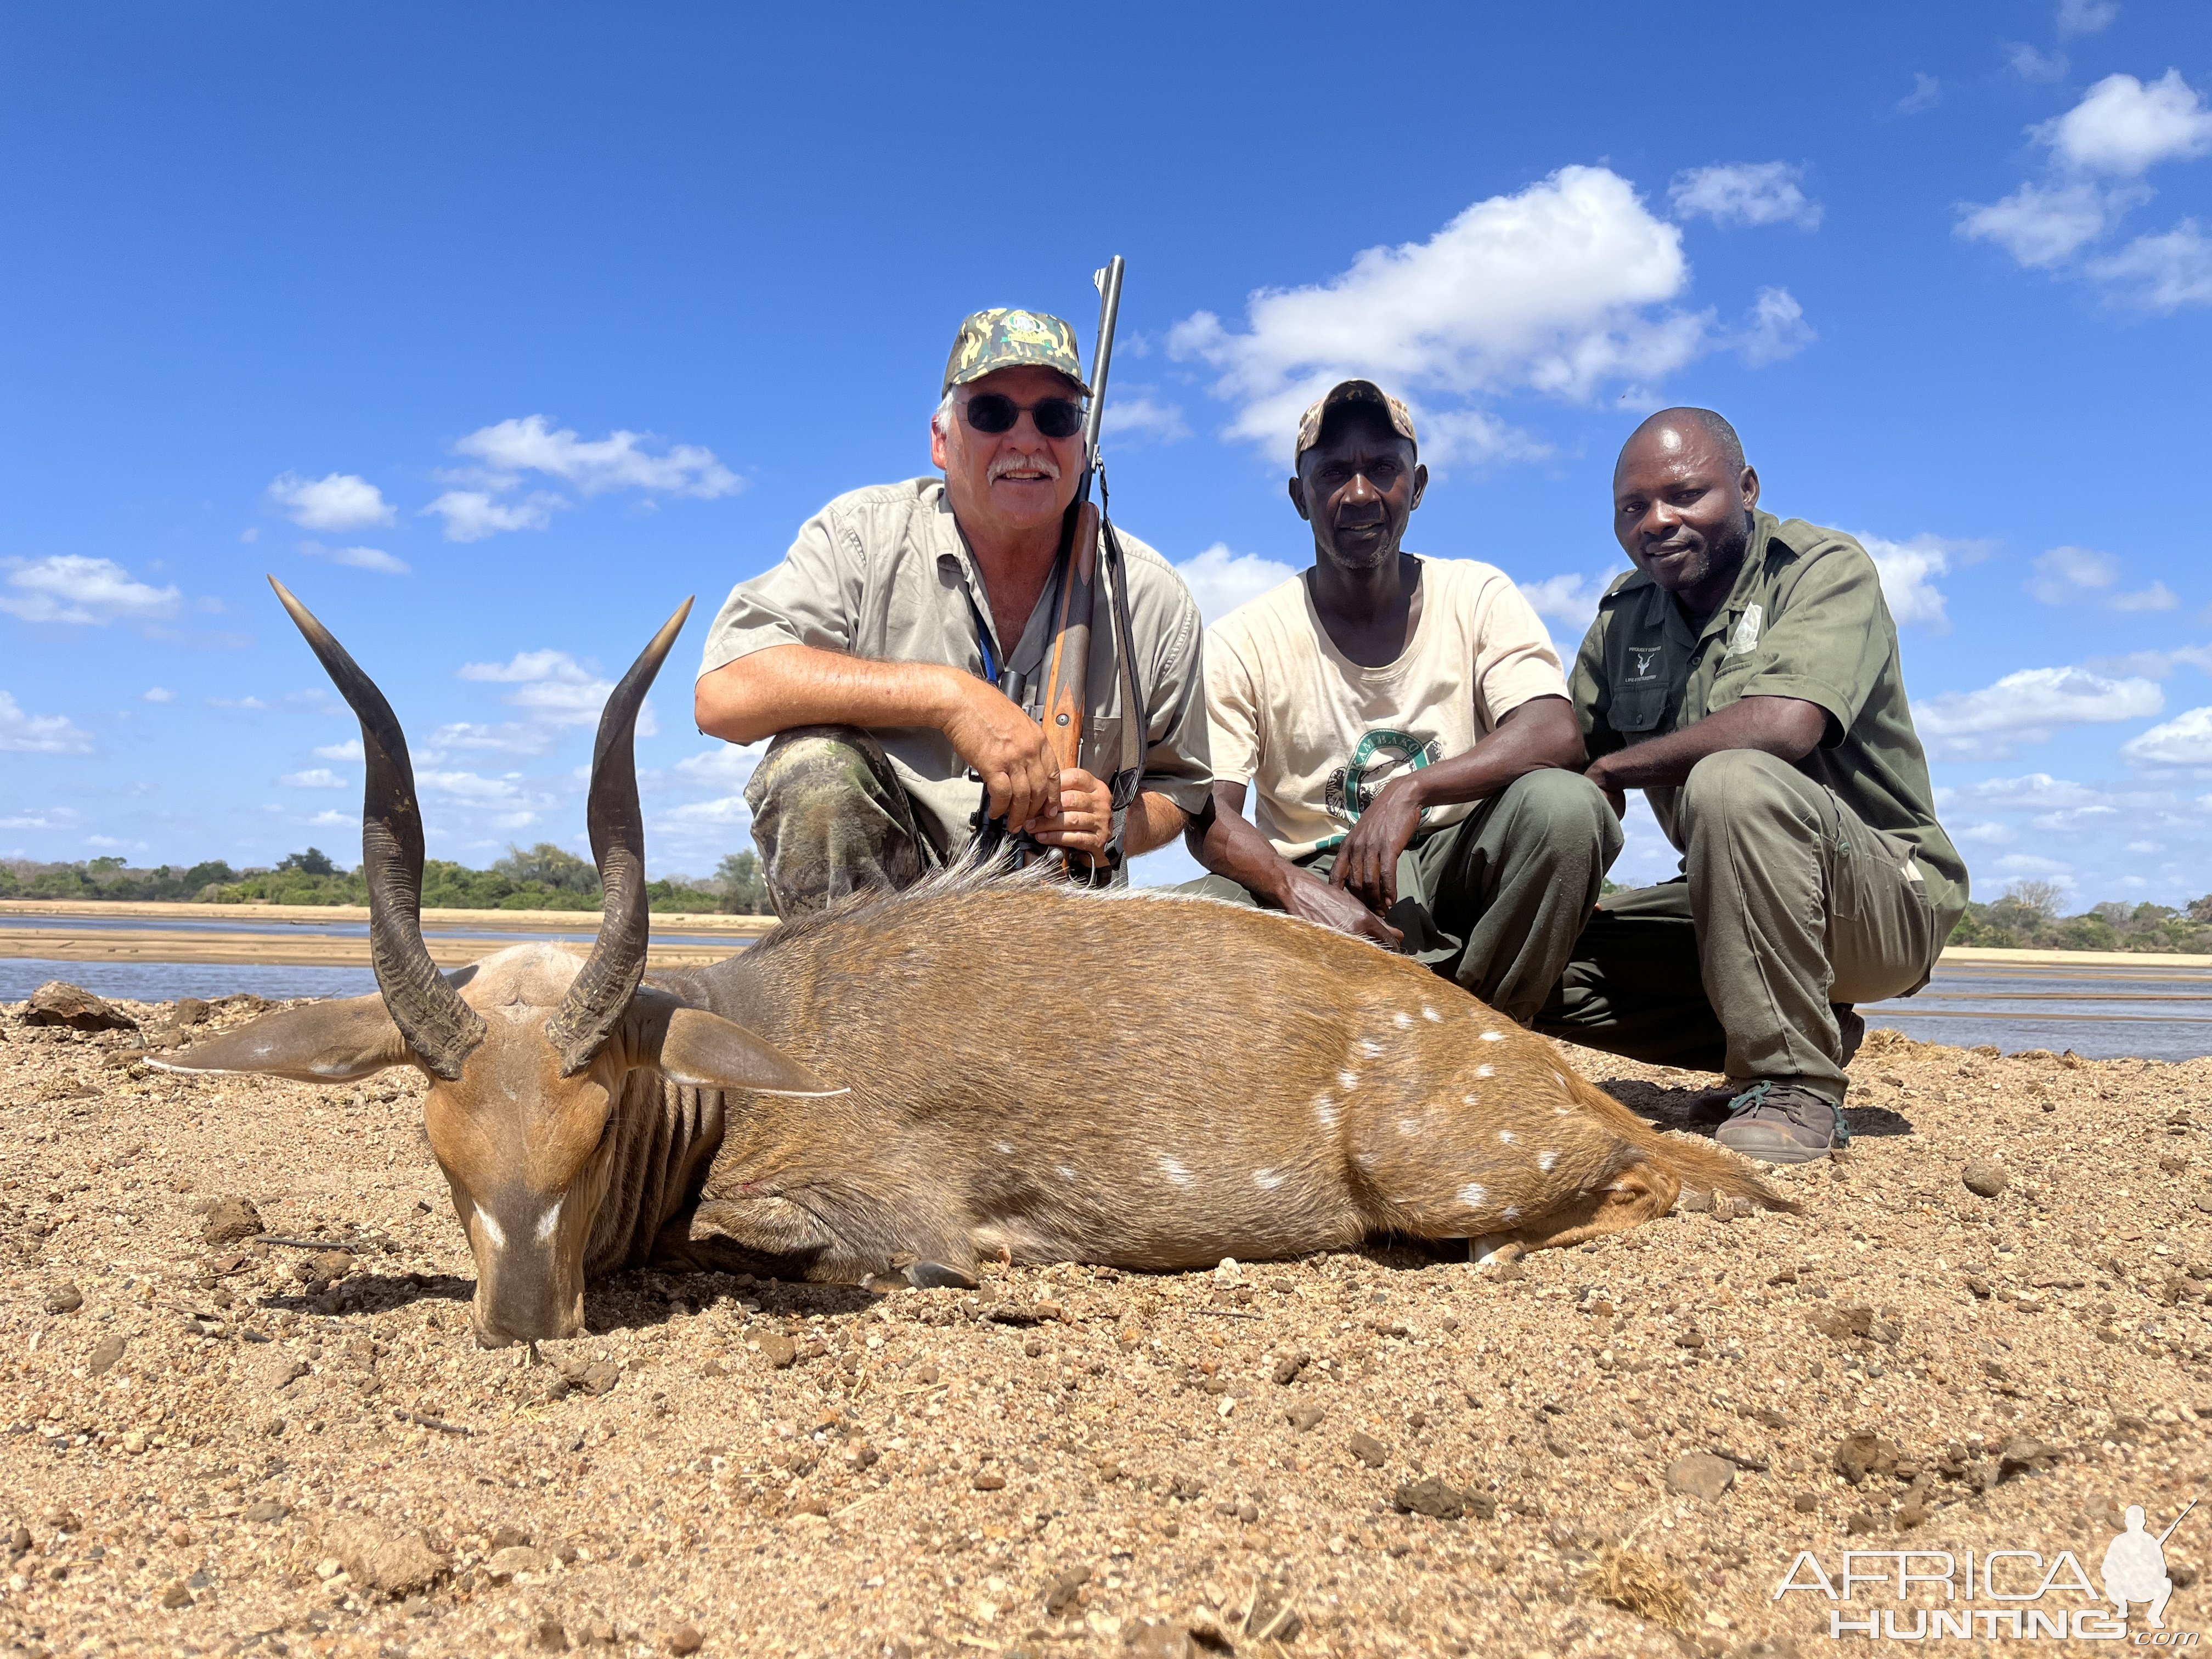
[3,923,2206,1062]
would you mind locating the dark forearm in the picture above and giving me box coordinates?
[1587,695,1826,792]
[1188,782,1308,905]
[1393,695,1585,813]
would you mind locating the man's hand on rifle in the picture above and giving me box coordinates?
[1024,766,1114,865]
[939,674,1059,833]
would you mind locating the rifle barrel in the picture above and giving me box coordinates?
[1080,256,1125,491]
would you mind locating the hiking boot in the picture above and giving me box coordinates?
[1714,1079,1848,1164]
[1835,1003,1865,1069]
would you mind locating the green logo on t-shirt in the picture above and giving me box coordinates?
[1323,729,1443,827]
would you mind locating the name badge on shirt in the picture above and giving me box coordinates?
[1624,645,1664,685]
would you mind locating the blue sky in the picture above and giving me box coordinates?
[3,3,2209,905]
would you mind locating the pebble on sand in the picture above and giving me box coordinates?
[42,1283,82,1315]
[1961,1159,2010,1198]
[1664,1453,1737,1502]
[24,980,138,1032]
[201,1195,265,1245]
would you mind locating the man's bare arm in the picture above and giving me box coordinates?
[695,643,1058,830]
[1187,780,1403,948]
[1329,696,1585,913]
[1583,694,1826,812]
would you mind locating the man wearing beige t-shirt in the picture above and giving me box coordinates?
[1181,380,1620,1025]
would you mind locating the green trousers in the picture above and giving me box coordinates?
[1175,769,1621,1028]
[743,725,941,918]
[1535,749,1942,1103]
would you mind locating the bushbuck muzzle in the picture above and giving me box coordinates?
[163,584,1791,1346]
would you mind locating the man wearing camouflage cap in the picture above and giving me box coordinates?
[1182,379,1618,1026]
[694,308,1211,917]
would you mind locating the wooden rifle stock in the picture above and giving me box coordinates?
[1038,499,1100,775]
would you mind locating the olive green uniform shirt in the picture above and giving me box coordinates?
[1569,510,1967,934]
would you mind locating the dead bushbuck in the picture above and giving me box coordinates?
[164,581,1786,1346]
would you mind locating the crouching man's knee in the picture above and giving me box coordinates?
[744,724,927,917]
[1501,767,1623,861]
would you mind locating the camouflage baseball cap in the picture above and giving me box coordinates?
[1294,379,1418,466]
[943,308,1090,397]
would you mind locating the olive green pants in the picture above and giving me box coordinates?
[1174,769,1621,1028]
[1535,749,1942,1104]
[743,725,941,919]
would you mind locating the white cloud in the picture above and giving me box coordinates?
[2089,221,2212,310]
[1667,162,1821,230]
[453,415,741,500]
[2027,544,2181,610]
[1418,410,1553,469]
[1174,544,1296,626]
[2057,0,2118,36]
[320,544,411,577]
[1957,180,2128,267]
[1898,74,1943,115]
[1951,820,2018,845]
[672,742,766,788]
[2040,71,2212,176]
[1735,286,1816,366]
[422,489,563,543]
[279,768,347,789]
[1914,665,2163,758]
[1853,531,1973,630]
[2005,43,2069,83]
[267,472,394,532]
[1967,772,2106,810]
[1516,572,1613,634]
[2081,644,2212,678]
[657,795,753,827]
[1993,853,2075,882]
[422,721,552,757]
[459,648,595,685]
[449,647,652,737]
[207,695,270,710]
[0,555,181,625]
[313,737,365,760]
[1169,167,1709,452]
[0,807,77,828]
[0,690,93,754]
[416,770,538,808]
[2121,704,2212,766]
[142,687,176,704]
[1103,395,1189,444]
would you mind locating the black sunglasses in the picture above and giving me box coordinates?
[962,392,1086,439]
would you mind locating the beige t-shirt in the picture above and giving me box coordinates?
[1206,556,1570,859]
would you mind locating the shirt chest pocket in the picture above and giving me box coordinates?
[1609,685,1668,738]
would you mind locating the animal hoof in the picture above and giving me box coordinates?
[905,1260,978,1291]
[1470,1235,1522,1266]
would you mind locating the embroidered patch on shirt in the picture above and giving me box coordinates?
[1724,603,1764,659]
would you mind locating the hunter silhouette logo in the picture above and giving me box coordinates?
[2104,1502,2194,1630]
[1775,1496,2198,1641]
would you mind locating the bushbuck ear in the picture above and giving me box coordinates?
[149,995,413,1084]
[657,1007,842,1097]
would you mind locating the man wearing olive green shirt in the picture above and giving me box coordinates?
[1537,408,1967,1163]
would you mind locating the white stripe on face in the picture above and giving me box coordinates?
[533,1197,563,1244]
[476,1210,507,1250]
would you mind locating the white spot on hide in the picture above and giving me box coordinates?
[1338,1070,1359,1091]
[1421,1004,1442,1023]
[1398,1117,1421,1136]
[996,1141,1015,1156]
[476,1210,507,1250]
[1058,1165,1078,1183]
[1498,1130,1517,1145]
[1315,1094,1340,1129]
[1458,1182,1487,1208]
[1157,1155,1194,1188]
[1253,1168,1287,1190]
[1357,1038,1384,1058]
[1391,1011,1413,1030]
[1538,1150,1559,1173]
[1475,1064,1494,1079]
[1502,1205,1520,1221]
[1480,1029,1505,1043]
[533,1198,563,1245]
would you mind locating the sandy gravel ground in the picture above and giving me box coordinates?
[2,990,2209,1658]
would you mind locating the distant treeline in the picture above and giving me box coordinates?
[1946,879,2212,954]
[0,843,772,916]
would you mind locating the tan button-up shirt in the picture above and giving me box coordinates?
[698,477,1212,857]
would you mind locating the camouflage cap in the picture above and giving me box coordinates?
[943,308,1090,397]
[1293,379,1418,466]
